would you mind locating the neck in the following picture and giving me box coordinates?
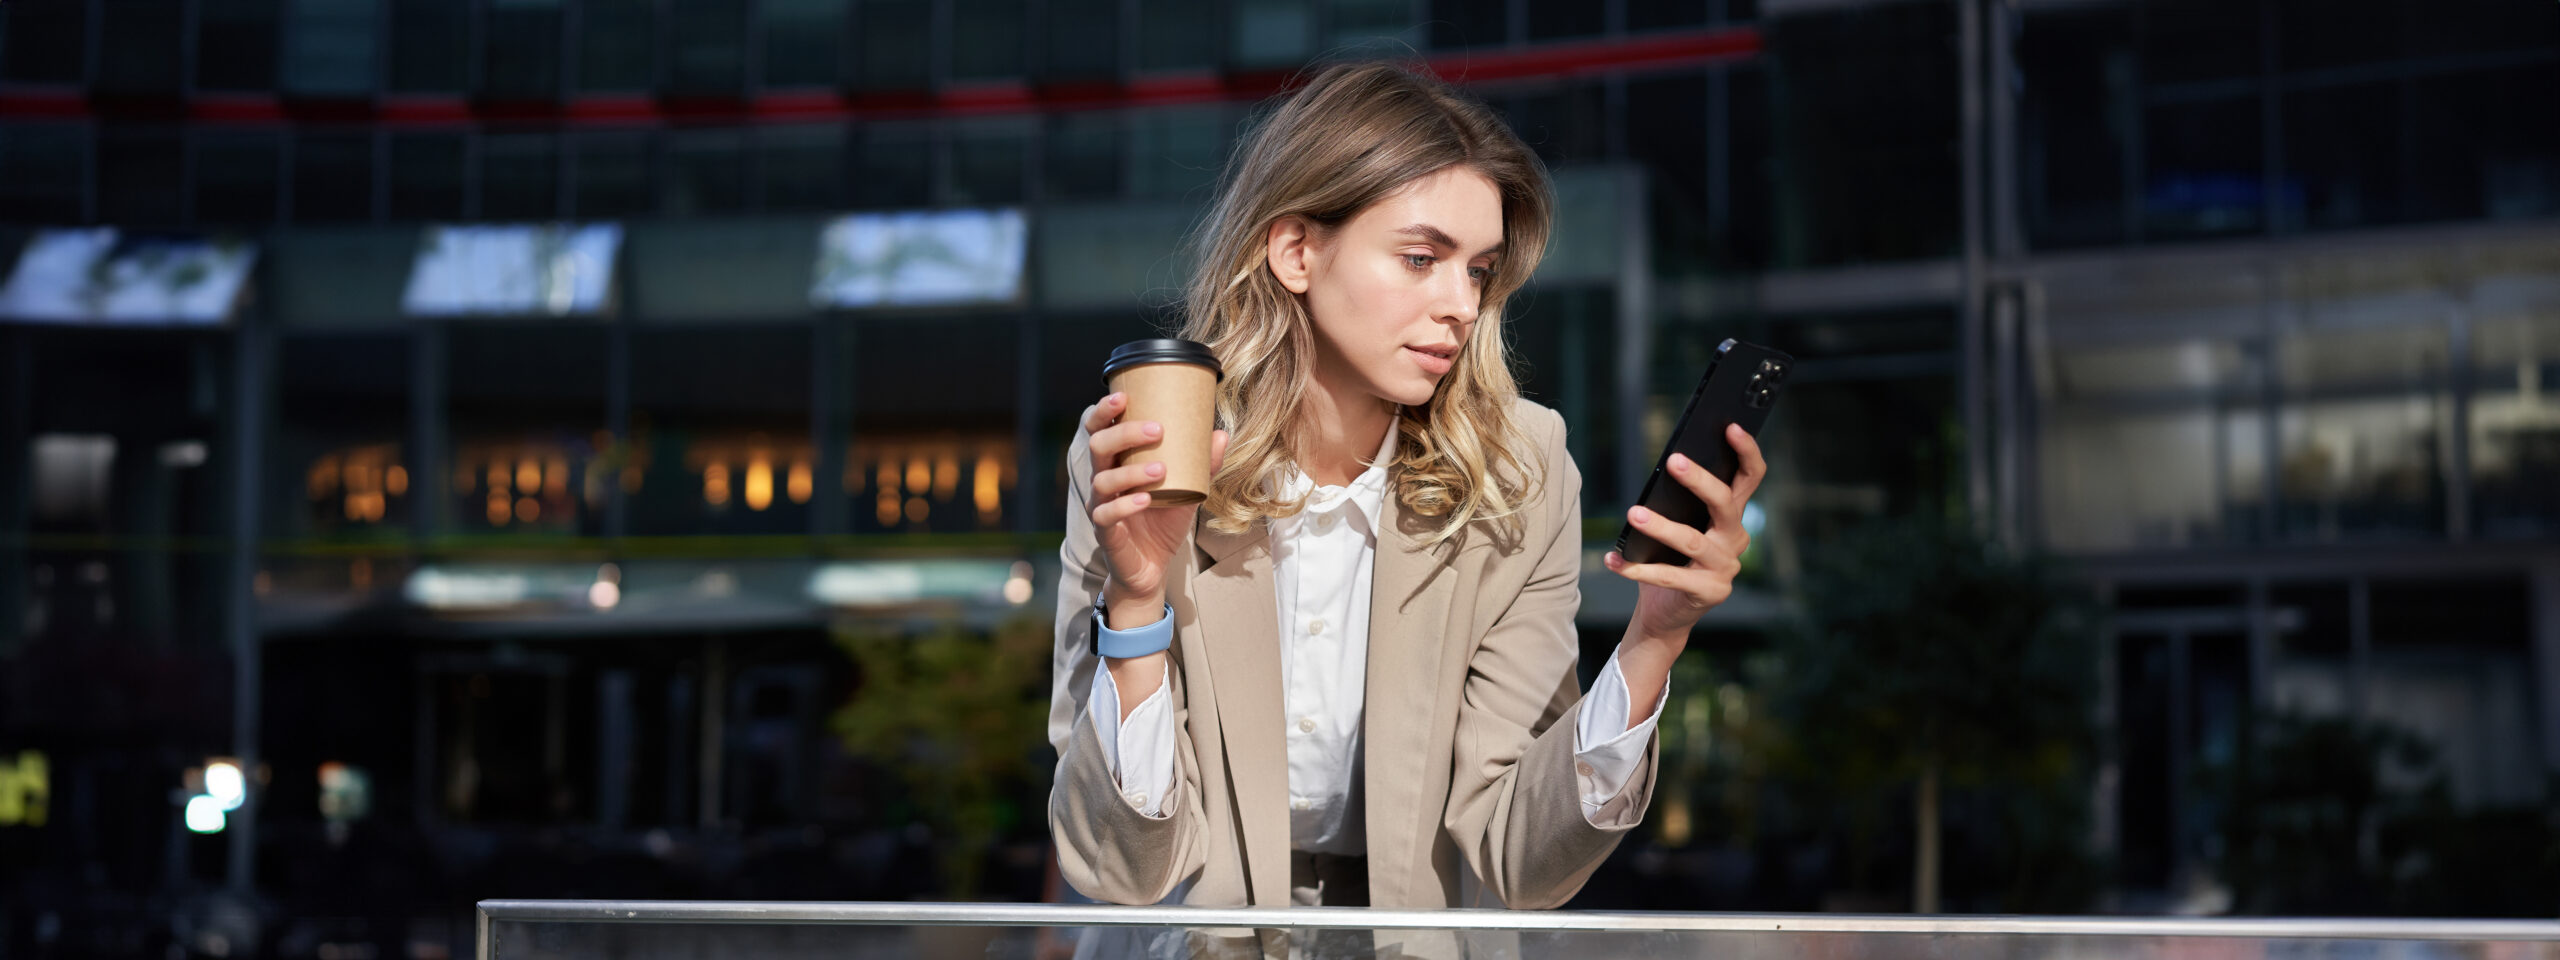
[1298,367,1397,488]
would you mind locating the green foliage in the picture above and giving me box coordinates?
[829,616,1053,898]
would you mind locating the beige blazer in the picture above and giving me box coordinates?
[1046,396,1658,913]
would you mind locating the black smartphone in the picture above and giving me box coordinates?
[1614,338,1793,567]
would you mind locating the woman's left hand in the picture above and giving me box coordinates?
[1603,423,1767,644]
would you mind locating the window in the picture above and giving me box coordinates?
[1324,0,1415,53]
[1135,0,1214,72]
[951,0,1027,81]
[2040,337,2270,551]
[196,0,280,91]
[762,0,847,88]
[1230,0,1311,68]
[758,126,845,212]
[3,2,88,84]
[282,0,381,97]
[194,133,283,225]
[2141,97,2263,242]
[1045,0,1119,81]
[856,0,932,90]
[1427,0,1507,49]
[852,124,933,209]
[446,325,611,536]
[480,133,562,220]
[850,317,1021,533]
[272,334,413,538]
[667,0,748,95]
[626,327,815,535]
[292,133,377,223]
[387,133,467,222]
[98,0,184,95]
[2017,5,2134,250]
[388,0,468,93]
[1124,107,1224,201]
[663,131,748,216]
[950,120,1029,206]
[96,129,185,227]
[573,132,656,219]
[2470,296,2560,537]
[1762,3,1962,267]
[1628,0,1710,33]
[2275,309,2449,541]
[577,0,656,92]
[1044,112,1120,202]
[483,0,566,99]
[1528,0,1603,42]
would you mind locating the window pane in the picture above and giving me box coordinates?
[850,317,1020,533]
[1527,0,1603,42]
[1628,0,1708,32]
[572,132,656,218]
[664,131,747,216]
[293,133,376,222]
[1046,0,1119,81]
[857,0,932,90]
[195,133,282,225]
[853,124,932,209]
[272,334,413,538]
[2471,302,2560,538]
[1627,75,1713,274]
[1231,0,1311,68]
[0,125,83,222]
[388,0,468,93]
[480,133,562,220]
[1763,3,1962,267]
[446,325,610,536]
[1428,0,1504,48]
[1135,0,1213,71]
[2274,0,2400,74]
[2140,0,2257,87]
[283,0,381,97]
[2282,81,2406,232]
[2276,310,2450,541]
[1044,112,1120,201]
[2018,5,2134,250]
[1125,107,1223,201]
[667,0,748,95]
[98,128,185,226]
[3,2,87,84]
[758,126,845,212]
[98,0,185,95]
[387,133,466,221]
[950,121,1027,205]
[2039,339,2268,551]
[762,0,847,88]
[1324,0,1414,52]
[196,0,280,91]
[951,0,1026,81]
[578,0,656,91]
[1502,84,1608,169]
[626,327,814,535]
[2406,64,2560,225]
[2143,97,2263,242]
[484,4,566,99]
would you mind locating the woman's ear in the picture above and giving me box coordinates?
[1265,215,1315,295]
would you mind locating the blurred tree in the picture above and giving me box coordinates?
[1761,515,2101,912]
[830,615,1052,898]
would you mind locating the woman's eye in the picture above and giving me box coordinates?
[1404,254,1434,270]
[1467,266,1491,282]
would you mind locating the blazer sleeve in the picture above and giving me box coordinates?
[1046,419,1212,904]
[1441,406,1661,909]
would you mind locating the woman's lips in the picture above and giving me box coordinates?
[1406,346,1454,376]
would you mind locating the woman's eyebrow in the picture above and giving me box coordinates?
[1391,223,1504,257]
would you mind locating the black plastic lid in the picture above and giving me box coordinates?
[1102,338,1223,386]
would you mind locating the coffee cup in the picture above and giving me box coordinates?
[1101,339,1223,506]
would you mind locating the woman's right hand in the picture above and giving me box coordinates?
[1082,392,1229,625]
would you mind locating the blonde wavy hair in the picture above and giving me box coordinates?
[1179,60,1554,547]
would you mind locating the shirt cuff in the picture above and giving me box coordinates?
[1573,649,1668,822]
[1088,659,1176,818]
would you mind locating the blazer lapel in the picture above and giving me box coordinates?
[1189,516,1290,907]
[1361,492,1461,907]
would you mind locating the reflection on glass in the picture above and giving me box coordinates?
[303,443,409,530]
[0,229,257,325]
[2470,310,2560,536]
[810,209,1027,308]
[450,439,595,532]
[403,224,622,317]
[2039,338,2266,551]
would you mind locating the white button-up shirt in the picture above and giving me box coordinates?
[1092,415,1666,852]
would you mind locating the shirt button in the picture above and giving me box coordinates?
[1316,512,1337,531]
[1298,716,1317,733]
[1291,797,1312,811]
[1308,619,1325,636]
[1575,762,1595,777]
[1125,790,1149,806]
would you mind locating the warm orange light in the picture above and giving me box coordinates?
[621,465,644,493]
[488,463,511,495]
[350,557,373,590]
[516,459,541,494]
[904,497,930,525]
[704,461,732,507]
[875,491,900,527]
[905,459,929,497]
[515,497,541,523]
[787,461,813,505]
[877,461,898,496]
[973,454,1002,517]
[385,465,409,496]
[545,457,570,499]
[933,452,960,500]
[486,494,512,526]
[744,455,774,512]
[309,455,338,500]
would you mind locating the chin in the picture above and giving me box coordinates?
[1383,379,1442,407]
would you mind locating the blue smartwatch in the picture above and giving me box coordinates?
[1092,591,1176,659]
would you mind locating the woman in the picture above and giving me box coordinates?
[1046,61,1766,916]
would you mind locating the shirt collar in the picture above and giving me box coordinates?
[1273,408,1402,508]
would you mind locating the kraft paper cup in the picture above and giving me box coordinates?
[1102,339,1224,507]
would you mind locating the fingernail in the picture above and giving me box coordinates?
[1130,492,1149,507]
[1629,507,1651,525]
[1146,463,1164,477]
[1667,454,1689,473]
[1143,422,1162,437]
